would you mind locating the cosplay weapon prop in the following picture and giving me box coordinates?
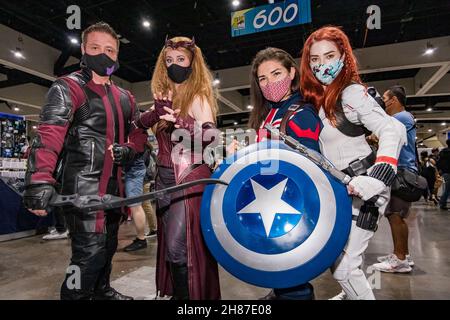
[2,177,227,212]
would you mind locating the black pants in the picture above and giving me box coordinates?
[274,283,314,300]
[53,207,67,233]
[60,212,120,300]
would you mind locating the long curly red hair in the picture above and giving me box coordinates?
[300,26,362,123]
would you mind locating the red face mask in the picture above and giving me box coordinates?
[260,75,292,103]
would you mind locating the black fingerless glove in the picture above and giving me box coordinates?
[23,184,55,210]
[112,144,136,166]
[154,98,173,117]
[136,99,173,129]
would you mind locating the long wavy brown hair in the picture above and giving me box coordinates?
[151,36,218,130]
[248,47,300,131]
[300,26,362,123]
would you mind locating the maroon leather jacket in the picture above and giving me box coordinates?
[25,68,146,232]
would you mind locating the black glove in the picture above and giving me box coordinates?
[112,144,136,166]
[23,184,55,210]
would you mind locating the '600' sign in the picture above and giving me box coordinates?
[231,0,312,37]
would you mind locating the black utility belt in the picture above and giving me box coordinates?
[342,151,376,177]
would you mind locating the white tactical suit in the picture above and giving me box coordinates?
[319,84,407,300]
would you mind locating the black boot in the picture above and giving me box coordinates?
[123,238,147,252]
[93,264,133,300]
[260,283,315,300]
[259,290,277,300]
[169,263,189,300]
[94,287,133,300]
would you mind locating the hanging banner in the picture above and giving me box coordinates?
[231,0,311,37]
[0,113,24,121]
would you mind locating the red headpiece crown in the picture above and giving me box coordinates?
[164,35,196,54]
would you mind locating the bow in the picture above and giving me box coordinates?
[2,177,227,212]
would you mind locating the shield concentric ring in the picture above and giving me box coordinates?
[201,140,352,288]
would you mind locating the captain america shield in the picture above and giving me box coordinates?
[200,140,352,288]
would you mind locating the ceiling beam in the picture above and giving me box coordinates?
[0,78,30,89]
[217,94,242,113]
[54,48,76,77]
[416,63,450,95]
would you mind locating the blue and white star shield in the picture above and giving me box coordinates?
[201,140,352,288]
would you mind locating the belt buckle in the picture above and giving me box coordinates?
[288,104,300,111]
[348,158,367,176]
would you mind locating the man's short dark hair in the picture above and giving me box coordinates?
[82,22,120,49]
[387,85,407,107]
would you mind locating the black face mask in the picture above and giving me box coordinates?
[167,64,192,84]
[81,53,120,77]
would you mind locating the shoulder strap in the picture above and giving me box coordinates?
[335,98,369,137]
[334,83,373,137]
[280,102,307,135]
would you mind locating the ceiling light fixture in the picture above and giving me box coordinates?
[142,20,151,28]
[213,73,220,86]
[13,48,24,59]
[424,42,436,55]
[13,36,25,59]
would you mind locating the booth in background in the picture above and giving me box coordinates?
[0,113,51,241]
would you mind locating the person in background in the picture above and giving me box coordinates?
[437,139,450,210]
[41,207,68,240]
[142,140,157,238]
[422,152,438,204]
[431,147,440,162]
[123,128,150,252]
[427,148,443,203]
[372,85,416,273]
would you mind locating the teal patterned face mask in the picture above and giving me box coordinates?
[311,58,344,85]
